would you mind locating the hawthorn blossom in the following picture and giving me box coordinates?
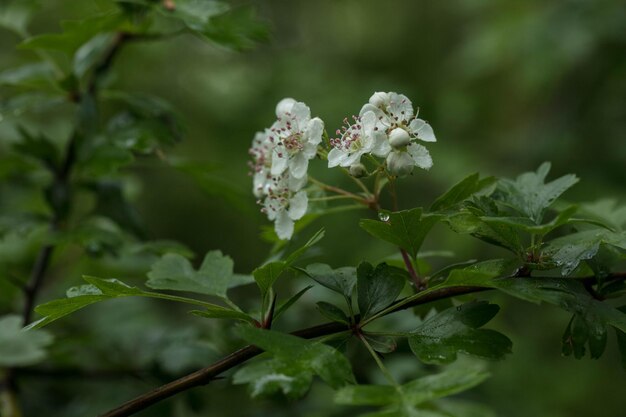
[249,129,274,198]
[250,98,321,240]
[261,173,308,240]
[270,98,324,180]
[360,91,436,176]
[327,111,389,168]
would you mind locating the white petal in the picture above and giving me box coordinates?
[253,171,268,198]
[409,118,436,142]
[407,143,433,170]
[371,130,391,157]
[360,110,377,131]
[360,103,386,120]
[291,102,311,123]
[306,117,324,145]
[264,197,279,220]
[288,174,307,191]
[368,91,390,108]
[288,190,308,220]
[271,148,288,176]
[274,211,294,240]
[289,152,309,179]
[328,148,348,168]
[388,93,413,122]
[386,151,414,177]
[302,142,318,159]
[276,98,296,117]
[343,150,364,167]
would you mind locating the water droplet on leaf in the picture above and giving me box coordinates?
[378,212,390,222]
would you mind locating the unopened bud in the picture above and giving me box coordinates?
[386,151,414,177]
[349,163,367,178]
[389,127,411,148]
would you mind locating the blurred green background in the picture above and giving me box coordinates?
[1,0,625,416]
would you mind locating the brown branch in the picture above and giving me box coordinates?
[98,285,483,417]
[100,271,626,417]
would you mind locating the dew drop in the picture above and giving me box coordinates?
[378,212,390,222]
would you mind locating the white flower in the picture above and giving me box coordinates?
[359,91,436,173]
[327,111,389,168]
[262,174,308,240]
[360,92,436,143]
[249,129,274,198]
[250,98,321,240]
[270,100,323,180]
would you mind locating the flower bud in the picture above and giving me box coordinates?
[386,151,414,177]
[275,98,296,117]
[388,127,411,148]
[369,92,389,108]
[349,163,367,178]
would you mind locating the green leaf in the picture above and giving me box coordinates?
[362,333,397,353]
[232,357,313,399]
[562,313,607,360]
[542,229,626,276]
[252,229,325,294]
[86,180,145,238]
[190,306,255,324]
[159,0,230,31]
[73,32,117,80]
[28,276,225,329]
[197,6,269,51]
[316,301,350,324]
[146,250,237,298]
[284,228,325,264]
[19,13,124,55]
[236,326,355,389]
[445,261,626,360]
[480,205,578,236]
[445,211,523,254]
[0,315,53,366]
[273,285,313,321]
[0,62,58,90]
[616,307,626,370]
[0,0,39,34]
[302,263,357,299]
[12,126,60,171]
[579,199,626,231]
[357,262,407,319]
[102,90,184,153]
[252,261,287,295]
[408,301,512,364]
[360,208,441,259]
[336,362,489,413]
[495,162,579,224]
[430,173,496,212]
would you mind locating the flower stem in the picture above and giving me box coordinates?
[309,177,369,205]
[359,333,398,387]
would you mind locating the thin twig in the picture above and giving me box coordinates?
[99,272,626,417]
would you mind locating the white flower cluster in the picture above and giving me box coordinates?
[249,98,323,240]
[328,92,436,176]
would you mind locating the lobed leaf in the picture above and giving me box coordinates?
[408,301,512,364]
[360,208,441,259]
[357,262,407,319]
